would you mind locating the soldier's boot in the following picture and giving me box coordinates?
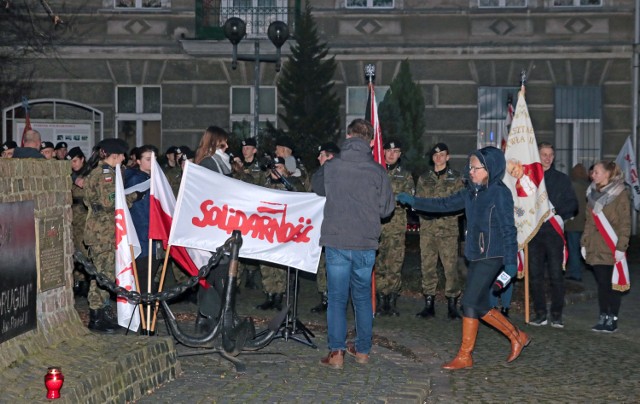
[380,294,391,316]
[310,292,328,313]
[442,317,478,370]
[245,270,260,290]
[102,304,121,328]
[273,293,284,311]
[481,308,531,363]
[388,293,400,316]
[374,293,385,317]
[88,309,117,333]
[416,294,436,318]
[256,293,276,310]
[195,312,216,334]
[447,296,462,320]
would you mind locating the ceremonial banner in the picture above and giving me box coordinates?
[169,161,325,273]
[115,165,141,332]
[367,81,385,165]
[615,136,640,211]
[148,155,210,287]
[503,90,553,251]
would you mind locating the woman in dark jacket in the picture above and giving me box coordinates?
[397,146,530,370]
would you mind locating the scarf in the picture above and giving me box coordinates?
[211,149,232,175]
[587,179,625,214]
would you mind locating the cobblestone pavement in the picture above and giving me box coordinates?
[117,235,640,402]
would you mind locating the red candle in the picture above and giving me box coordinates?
[44,367,64,399]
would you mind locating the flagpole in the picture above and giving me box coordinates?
[146,239,153,333]
[366,63,378,317]
[151,244,172,331]
[130,245,147,330]
[524,244,530,324]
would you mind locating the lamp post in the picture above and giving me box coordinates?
[223,18,290,139]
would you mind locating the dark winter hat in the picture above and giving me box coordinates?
[40,141,54,151]
[98,138,129,155]
[318,142,340,154]
[66,147,85,160]
[55,141,68,150]
[241,138,257,147]
[383,139,402,150]
[431,142,449,155]
[276,136,294,151]
[2,140,17,151]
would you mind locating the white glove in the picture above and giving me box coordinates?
[581,247,586,260]
[615,250,625,262]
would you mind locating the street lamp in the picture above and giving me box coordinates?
[223,18,290,138]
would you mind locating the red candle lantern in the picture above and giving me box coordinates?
[44,367,64,399]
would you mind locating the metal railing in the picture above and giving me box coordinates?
[197,3,297,39]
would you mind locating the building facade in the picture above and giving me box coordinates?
[1,0,637,172]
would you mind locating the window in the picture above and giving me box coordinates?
[345,86,390,132]
[551,0,601,6]
[115,0,164,8]
[115,86,162,149]
[230,86,277,138]
[478,0,527,8]
[346,0,394,9]
[477,87,519,150]
[554,87,601,174]
[221,0,289,37]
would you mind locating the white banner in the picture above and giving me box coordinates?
[169,161,325,273]
[615,136,640,211]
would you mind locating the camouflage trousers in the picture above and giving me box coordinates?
[315,251,327,293]
[260,264,287,294]
[375,229,405,294]
[419,233,461,297]
[87,247,115,310]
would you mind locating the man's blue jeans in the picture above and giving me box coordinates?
[325,247,375,354]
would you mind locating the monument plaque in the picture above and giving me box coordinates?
[0,201,37,344]
[37,217,65,291]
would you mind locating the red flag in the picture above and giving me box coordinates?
[369,82,384,166]
[21,98,32,147]
[149,154,210,287]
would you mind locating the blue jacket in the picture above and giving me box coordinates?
[412,147,517,266]
[125,168,153,257]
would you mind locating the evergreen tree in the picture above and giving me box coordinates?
[379,60,427,176]
[277,2,340,170]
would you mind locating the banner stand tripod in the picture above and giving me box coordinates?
[257,266,317,348]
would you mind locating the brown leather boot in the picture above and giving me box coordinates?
[481,308,531,363]
[320,350,345,369]
[442,317,479,370]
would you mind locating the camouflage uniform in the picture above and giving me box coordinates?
[163,164,182,197]
[375,163,414,294]
[71,173,89,289]
[83,164,136,311]
[239,158,265,186]
[415,166,464,297]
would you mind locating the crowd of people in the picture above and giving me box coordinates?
[1,123,632,369]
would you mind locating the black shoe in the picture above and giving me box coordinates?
[602,316,618,333]
[447,296,461,320]
[256,293,276,310]
[416,294,435,318]
[374,293,385,317]
[195,313,215,334]
[387,293,400,316]
[102,305,120,328]
[139,328,157,336]
[500,307,510,318]
[591,314,608,332]
[88,309,117,333]
[310,292,328,313]
[529,313,548,326]
[273,293,284,311]
[381,294,391,315]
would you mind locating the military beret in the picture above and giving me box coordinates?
[383,140,402,150]
[276,136,294,151]
[40,141,54,151]
[241,138,257,147]
[319,142,340,154]
[431,142,449,155]
[98,138,129,155]
[55,141,68,150]
[66,146,85,160]
[272,156,286,166]
[165,146,178,155]
[2,140,17,151]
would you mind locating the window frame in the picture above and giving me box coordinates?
[550,0,602,7]
[476,86,519,149]
[345,0,395,9]
[478,0,527,8]
[230,85,278,137]
[115,85,162,147]
[345,85,390,133]
[113,0,167,9]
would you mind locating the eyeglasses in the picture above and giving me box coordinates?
[468,165,486,172]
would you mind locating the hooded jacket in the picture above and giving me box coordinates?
[411,147,517,266]
[312,137,395,250]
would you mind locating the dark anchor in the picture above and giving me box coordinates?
[162,230,288,371]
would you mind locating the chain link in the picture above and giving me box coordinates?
[73,237,237,305]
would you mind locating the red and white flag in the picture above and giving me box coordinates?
[503,90,554,276]
[148,155,211,287]
[115,165,141,332]
[169,161,325,273]
[368,82,385,166]
[615,136,640,211]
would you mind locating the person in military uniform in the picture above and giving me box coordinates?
[375,140,414,316]
[40,141,55,160]
[309,141,340,314]
[162,146,182,196]
[275,136,310,191]
[68,147,90,298]
[256,156,304,310]
[55,142,68,160]
[82,138,141,333]
[415,142,465,319]
[1,140,17,158]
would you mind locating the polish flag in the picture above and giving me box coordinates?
[368,81,385,166]
[115,165,141,331]
[148,154,210,287]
